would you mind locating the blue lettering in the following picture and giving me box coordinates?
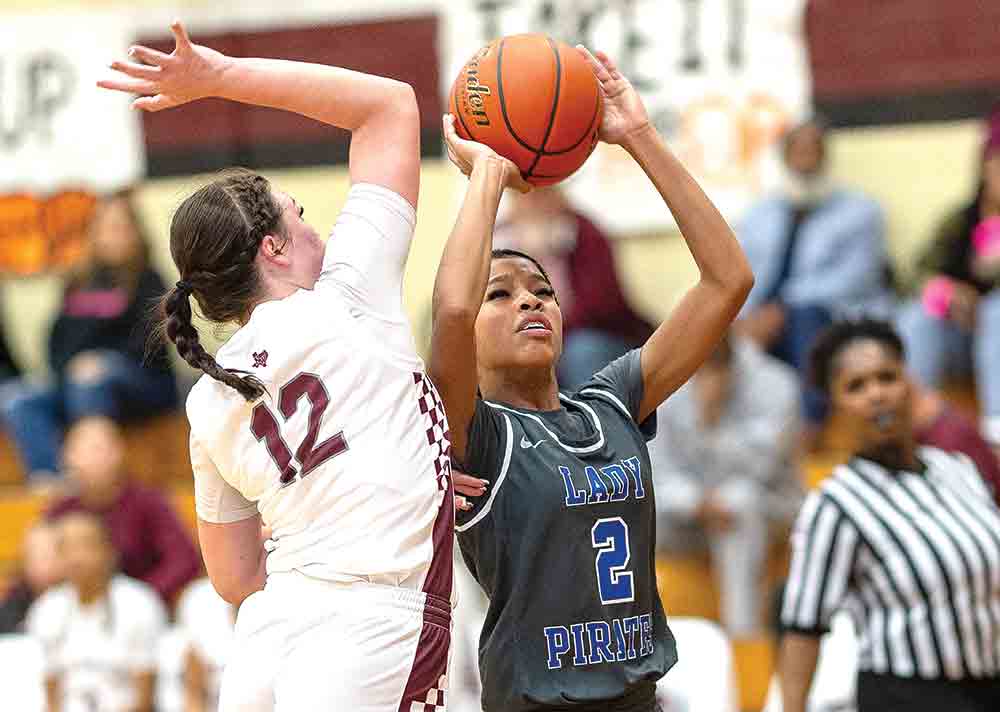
[622,456,646,499]
[611,618,629,661]
[585,466,610,504]
[639,614,654,656]
[559,466,587,507]
[622,616,640,659]
[569,623,588,666]
[602,464,629,501]
[543,626,571,670]
[586,621,616,664]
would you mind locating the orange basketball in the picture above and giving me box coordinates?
[449,34,602,187]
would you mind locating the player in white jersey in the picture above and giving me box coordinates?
[100,22,453,712]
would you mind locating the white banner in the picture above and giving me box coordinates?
[0,12,145,275]
[443,0,812,232]
[0,12,145,194]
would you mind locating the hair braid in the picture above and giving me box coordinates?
[163,284,265,401]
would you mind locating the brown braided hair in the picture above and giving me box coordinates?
[159,168,287,401]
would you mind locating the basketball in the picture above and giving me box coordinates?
[449,34,603,187]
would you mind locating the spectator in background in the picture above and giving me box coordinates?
[911,378,1000,504]
[897,107,1000,449]
[736,118,894,424]
[649,332,802,638]
[175,578,235,712]
[1,191,177,482]
[493,187,654,387]
[47,416,201,608]
[27,511,166,712]
[0,521,64,634]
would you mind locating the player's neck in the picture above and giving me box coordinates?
[480,368,560,412]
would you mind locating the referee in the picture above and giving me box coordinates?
[778,320,1000,712]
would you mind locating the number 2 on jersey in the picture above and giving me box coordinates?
[249,373,348,486]
[591,517,635,605]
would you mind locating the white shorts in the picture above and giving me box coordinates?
[218,571,451,712]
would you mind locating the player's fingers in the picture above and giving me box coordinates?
[110,59,161,81]
[456,496,473,512]
[593,50,622,80]
[575,45,612,83]
[132,94,172,112]
[96,77,157,95]
[128,45,173,67]
[171,20,193,50]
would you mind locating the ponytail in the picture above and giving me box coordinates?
[162,281,265,402]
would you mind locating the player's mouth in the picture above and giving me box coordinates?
[516,315,552,336]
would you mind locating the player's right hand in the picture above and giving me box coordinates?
[443,114,532,193]
[98,20,228,112]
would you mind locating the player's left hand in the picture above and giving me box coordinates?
[576,46,651,146]
[453,470,488,512]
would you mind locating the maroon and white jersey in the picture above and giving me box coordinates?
[187,184,453,587]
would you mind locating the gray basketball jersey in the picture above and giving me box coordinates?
[456,350,677,712]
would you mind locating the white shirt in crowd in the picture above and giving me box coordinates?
[177,578,235,706]
[187,183,451,587]
[26,574,166,712]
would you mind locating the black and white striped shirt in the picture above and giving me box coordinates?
[782,447,1000,680]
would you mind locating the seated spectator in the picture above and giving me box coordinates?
[649,332,802,638]
[175,578,235,712]
[493,187,654,387]
[897,107,1000,448]
[47,416,201,607]
[911,379,1000,503]
[26,511,166,712]
[0,521,64,634]
[2,191,177,482]
[736,118,894,421]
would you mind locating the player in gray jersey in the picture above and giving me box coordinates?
[430,47,754,712]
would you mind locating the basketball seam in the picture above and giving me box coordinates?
[496,38,547,159]
[541,73,601,156]
[526,36,563,177]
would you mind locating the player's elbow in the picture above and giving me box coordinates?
[211,575,260,608]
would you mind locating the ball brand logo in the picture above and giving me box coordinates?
[464,49,492,127]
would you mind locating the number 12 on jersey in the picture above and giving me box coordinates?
[591,517,635,604]
[249,373,348,486]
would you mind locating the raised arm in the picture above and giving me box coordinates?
[427,116,529,460]
[577,48,753,422]
[99,21,419,205]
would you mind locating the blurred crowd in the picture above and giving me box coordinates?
[0,104,999,711]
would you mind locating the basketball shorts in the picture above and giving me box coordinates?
[218,570,451,712]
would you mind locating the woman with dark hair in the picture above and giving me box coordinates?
[779,318,1000,712]
[430,47,753,712]
[1,191,176,482]
[898,107,1000,449]
[99,21,458,712]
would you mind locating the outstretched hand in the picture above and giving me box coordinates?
[442,115,532,193]
[576,46,651,146]
[97,20,228,112]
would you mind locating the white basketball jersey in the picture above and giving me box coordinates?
[187,184,452,586]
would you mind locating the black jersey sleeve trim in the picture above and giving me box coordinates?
[456,413,513,533]
[578,387,631,419]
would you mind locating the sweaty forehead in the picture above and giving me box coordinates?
[489,256,546,282]
[274,190,295,212]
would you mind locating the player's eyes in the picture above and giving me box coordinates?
[536,287,555,298]
[486,289,509,301]
[298,205,305,219]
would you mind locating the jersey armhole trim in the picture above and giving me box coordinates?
[577,387,632,420]
[455,413,513,533]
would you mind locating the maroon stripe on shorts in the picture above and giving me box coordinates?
[422,476,455,601]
